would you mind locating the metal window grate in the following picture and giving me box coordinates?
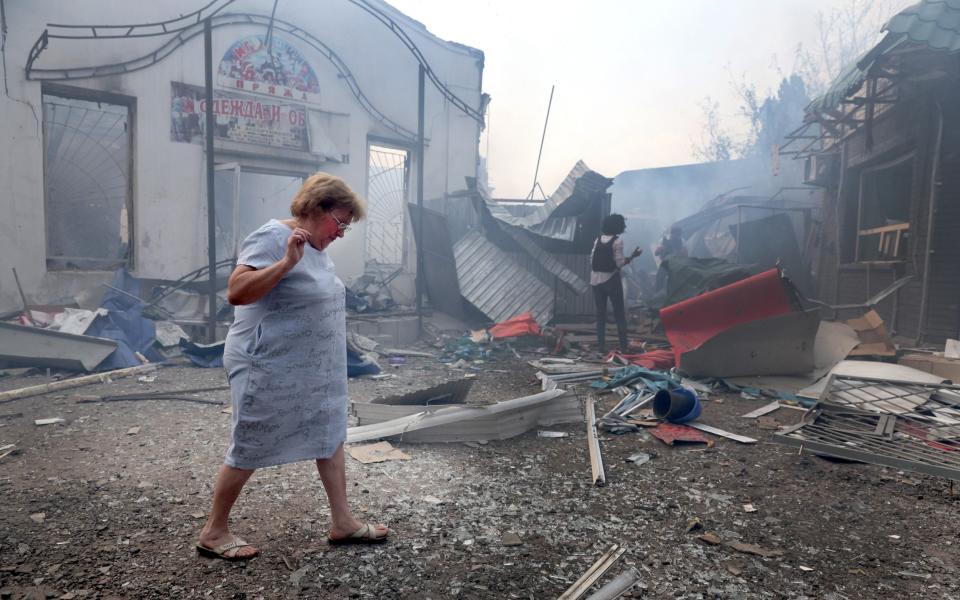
[775,375,960,480]
[43,93,130,269]
[365,146,408,266]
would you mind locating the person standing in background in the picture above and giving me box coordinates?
[654,226,687,291]
[590,213,642,354]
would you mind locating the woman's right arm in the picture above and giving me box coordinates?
[227,226,311,305]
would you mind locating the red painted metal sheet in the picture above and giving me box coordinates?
[650,423,710,445]
[659,268,793,363]
[608,349,675,370]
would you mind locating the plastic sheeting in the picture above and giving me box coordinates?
[85,269,164,370]
[660,268,795,365]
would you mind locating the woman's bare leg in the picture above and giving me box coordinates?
[316,445,388,539]
[198,464,258,557]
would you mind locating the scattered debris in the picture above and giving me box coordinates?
[585,396,606,486]
[650,423,711,446]
[352,377,475,426]
[126,426,141,435]
[727,541,784,558]
[35,417,65,426]
[685,517,703,532]
[74,385,228,405]
[846,310,896,357]
[0,364,157,404]
[756,416,781,430]
[0,321,118,372]
[777,375,960,479]
[347,389,581,444]
[583,567,641,600]
[558,543,626,600]
[382,348,436,358]
[741,401,781,419]
[742,503,758,513]
[347,441,412,464]
[625,451,653,465]
[501,532,523,547]
[698,532,723,546]
[537,430,569,438]
[0,443,15,460]
[687,422,757,444]
[29,512,45,524]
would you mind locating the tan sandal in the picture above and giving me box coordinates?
[328,523,389,545]
[196,537,259,561]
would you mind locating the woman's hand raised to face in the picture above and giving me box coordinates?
[284,227,311,269]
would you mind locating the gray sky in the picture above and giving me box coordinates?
[387,0,907,198]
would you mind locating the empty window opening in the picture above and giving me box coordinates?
[852,155,913,263]
[43,89,133,270]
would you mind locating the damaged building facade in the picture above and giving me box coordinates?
[784,0,960,344]
[0,0,485,315]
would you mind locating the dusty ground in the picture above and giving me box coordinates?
[1,350,959,599]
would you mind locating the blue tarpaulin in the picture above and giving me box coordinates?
[86,269,164,371]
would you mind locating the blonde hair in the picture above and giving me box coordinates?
[290,172,366,221]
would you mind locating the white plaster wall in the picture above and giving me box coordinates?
[0,0,483,311]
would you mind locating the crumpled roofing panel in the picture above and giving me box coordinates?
[453,231,554,326]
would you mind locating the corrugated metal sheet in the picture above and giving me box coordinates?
[454,232,554,325]
[486,161,592,229]
[504,226,589,294]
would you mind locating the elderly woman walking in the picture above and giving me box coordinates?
[197,172,388,561]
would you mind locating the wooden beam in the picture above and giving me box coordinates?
[0,364,158,404]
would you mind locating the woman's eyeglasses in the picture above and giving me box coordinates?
[330,213,351,232]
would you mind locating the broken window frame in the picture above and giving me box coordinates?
[852,152,914,264]
[213,160,307,259]
[41,83,136,271]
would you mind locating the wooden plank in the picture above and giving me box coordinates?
[688,422,758,444]
[0,364,157,404]
[558,544,626,600]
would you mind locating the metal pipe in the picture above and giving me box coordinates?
[833,143,848,304]
[528,85,554,200]
[204,18,218,343]
[416,64,425,338]
[918,100,944,344]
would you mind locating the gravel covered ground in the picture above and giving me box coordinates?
[1,351,959,599]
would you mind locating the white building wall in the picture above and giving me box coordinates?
[0,0,484,312]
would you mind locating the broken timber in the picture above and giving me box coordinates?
[687,423,758,444]
[558,543,626,600]
[586,396,606,486]
[0,364,158,404]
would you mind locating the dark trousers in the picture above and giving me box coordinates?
[592,273,628,351]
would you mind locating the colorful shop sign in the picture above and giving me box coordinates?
[217,34,321,105]
[170,82,308,152]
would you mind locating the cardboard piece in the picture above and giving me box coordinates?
[347,441,412,464]
[846,310,896,357]
[899,353,960,383]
